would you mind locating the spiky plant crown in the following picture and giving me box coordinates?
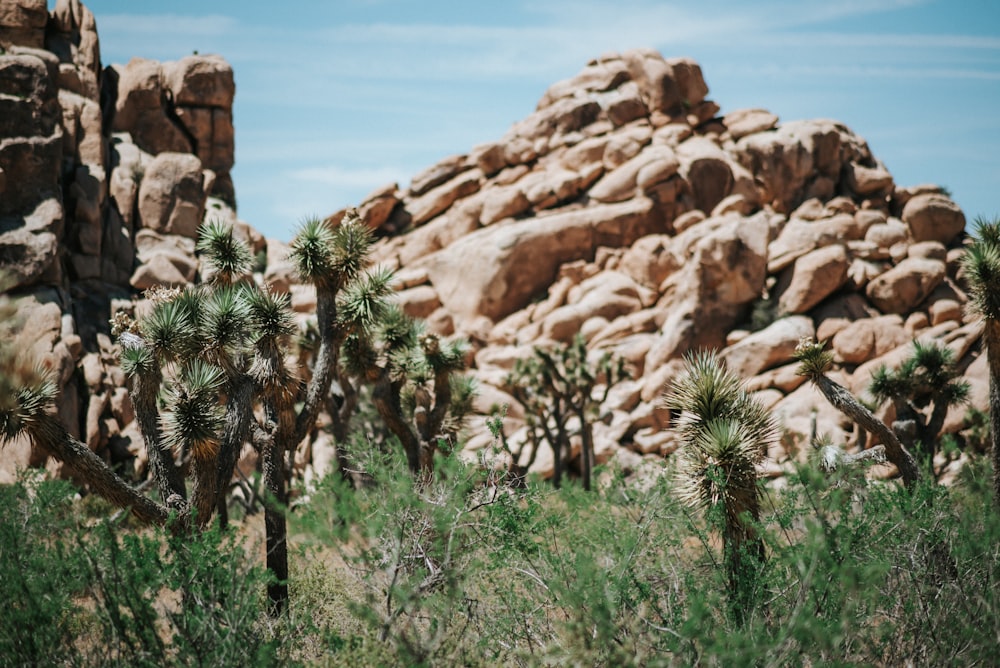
[378,305,421,353]
[160,360,225,462]
[962,217,1000,320]
[141,293,199,362]
[328,211,374,284]
[667,351,775,449]
[793,337,834,380]
[675,418,761,517]
[200,283,252,350]
[338,266,393,331]
[667,352,775,525]
[289,217,338,289]
[341,332,379,381]
[246,285,295,345]
[197,219,252,284]
[0,369,57,443]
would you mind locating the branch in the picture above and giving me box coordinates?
[27,413,171,526]
[293,289,347,445]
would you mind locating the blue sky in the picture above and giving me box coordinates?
[83,0,1000,241]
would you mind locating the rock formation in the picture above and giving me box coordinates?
[0,0,247,482]
[325,48,982,484]
[0,3,984,490]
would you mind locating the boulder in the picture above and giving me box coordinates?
[831,315,909,364]
[421,198,656,322]
[645,213,770,368]
[589,144,677,203]
[136,152,207,237]
[111,58,192,155]
[865,257,946,315]
[721,315,814,379]
[164,54,235,108]
[734,120,844,213]
[901,193,965,245]
[0,0,47,49]
[776,244,850,314]
[723,108,779,140]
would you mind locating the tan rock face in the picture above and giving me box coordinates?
[902,193,965,245]
[0,0,48,49]
[865,257,946,314]
[137,152,207,237]
[776,244,850,315]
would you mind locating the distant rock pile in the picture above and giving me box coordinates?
[321,48,982,482]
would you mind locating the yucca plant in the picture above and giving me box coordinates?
[666,352,775,623]
[794,337,920,488]
[507,334,627,490]
[342,304,474,474]
[869,340,970,480]
[0,211,392,615]
[962,216,1000,503]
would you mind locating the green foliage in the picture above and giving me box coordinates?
[869,340,971,478]
[197,218,253,283]
[506,334,628,489]
[0,475,278,666]
[963,216,1000,320]
[6,447,1000,665]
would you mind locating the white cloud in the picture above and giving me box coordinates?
[98,13,237,36]
[289,165,410,190]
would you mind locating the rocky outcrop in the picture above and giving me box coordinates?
[0,1,244,483]
[326,48,979,484]
[2,18,983,491]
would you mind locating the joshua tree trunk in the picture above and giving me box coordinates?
[262,439,288,615]
[579,413,593,492]
[26,413,172,525]
[723,500,765,625]
[812,374,920,488]
[986,320,1000,504]
[127,364,185,505]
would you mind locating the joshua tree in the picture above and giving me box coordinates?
[869,340,970,480]
[962,216,1000,503]
[794,338,920,488]
[338,303,473,475]
[507,335,627,491]
[1,212,390,615]
[666,352,775,623]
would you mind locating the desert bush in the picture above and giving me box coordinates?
[0,475,278,667]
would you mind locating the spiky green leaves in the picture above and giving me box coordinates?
[289,213,374,291]
[338,266,393,331]
[290,217,337,288]
[0,370,57,442]
[161,361,225,462]
[870,339,969,409]
[200,285,252,365]
[142,295,198,361]
[667,352,774,518]
[120,343,156,379]
[246,286,294,344]
[667,351,775,450]
[676,419,761,515]
[963,217,1000,321]
[197,219,252,284]
[793,337,834,380]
